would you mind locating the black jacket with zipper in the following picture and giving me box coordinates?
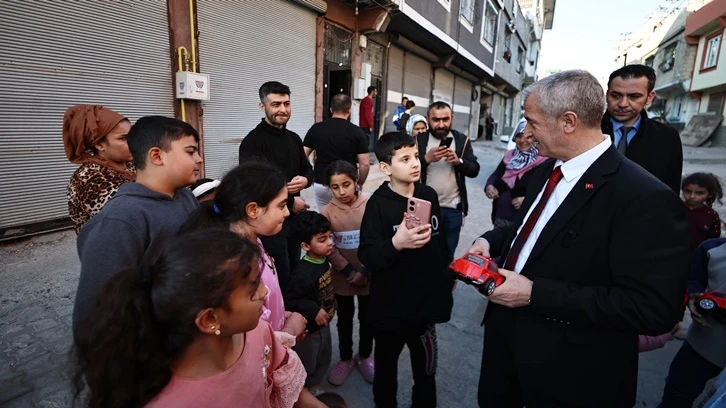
[417,129,480,215]
[358,182,454,331]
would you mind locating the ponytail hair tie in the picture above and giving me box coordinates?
[136,264,153,284]
[213,204,222,215]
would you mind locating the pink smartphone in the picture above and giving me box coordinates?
[405,197,432,229]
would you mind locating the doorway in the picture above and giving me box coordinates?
[323,64,352,120]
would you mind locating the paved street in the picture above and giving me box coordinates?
[1,140,725,407]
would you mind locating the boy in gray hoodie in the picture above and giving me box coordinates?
[72,116,202,333]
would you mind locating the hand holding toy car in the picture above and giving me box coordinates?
[468,238,534,308]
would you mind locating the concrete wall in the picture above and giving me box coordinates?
[405,0,496,70]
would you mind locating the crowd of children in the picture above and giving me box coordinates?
[68,108,726,407]
[69,117,455,408]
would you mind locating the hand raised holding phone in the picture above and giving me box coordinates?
[392,213,432,250]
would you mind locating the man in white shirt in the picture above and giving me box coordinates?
[469,70,690,408]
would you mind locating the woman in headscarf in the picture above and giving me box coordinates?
[405,114,428,137]
[63,105,135,232]
[484,120,548,227]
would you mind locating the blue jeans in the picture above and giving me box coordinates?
[440,207,463,260]
[658,341,723,408]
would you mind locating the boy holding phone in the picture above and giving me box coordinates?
[359,132,454,408]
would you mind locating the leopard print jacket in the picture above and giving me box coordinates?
[67,162,136,233]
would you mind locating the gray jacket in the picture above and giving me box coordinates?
[72,182,198,332]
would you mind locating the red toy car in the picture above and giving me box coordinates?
[696,292,726,321]
[449,253,505,295]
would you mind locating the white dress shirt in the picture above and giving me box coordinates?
[510,136,612,273]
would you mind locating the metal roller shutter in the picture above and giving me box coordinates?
[454,77,473,135]
[433,69,455,106]
[197,0,317,179]
[0,1,173,231]
[384,46,405,133]
[403,53,432,112]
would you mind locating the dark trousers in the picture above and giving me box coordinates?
[658,341,723,408]
[335,294,373,361]
[485,127,493,141]
[374,324,438,408]
[440,208,463,260]
[478,306,523,408]
[362,128,373,152]
[259,224,301,293]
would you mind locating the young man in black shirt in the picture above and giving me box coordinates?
[238,81,314,291]
[304,93,370,209]
[284,211,337,390]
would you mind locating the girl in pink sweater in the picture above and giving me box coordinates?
[321,160,375,385]
[73,229,325,408]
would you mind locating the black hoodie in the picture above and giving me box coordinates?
[358,182,454,331]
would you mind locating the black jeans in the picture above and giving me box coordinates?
[374,324,438,408]
[658,341,723,408]
[335,294,373,361]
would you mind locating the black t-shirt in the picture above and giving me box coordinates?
[303,118,368,184]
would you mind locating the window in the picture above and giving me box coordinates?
[460,0,475,27]
[503,30,512,63]
[324,24,351,67]
[481,1,498,47]
[437,0,452,12]
[702,32,722,71]
[659,43,676,72]
[516,46,525,73]
[645,56,655,68]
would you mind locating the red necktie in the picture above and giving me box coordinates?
[503,166,565,271]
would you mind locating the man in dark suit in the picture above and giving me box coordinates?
[470,70,690,407]
[601,64,683,193]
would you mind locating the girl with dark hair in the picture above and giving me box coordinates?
[181,161,308,344]
[320,160,375,385]
[681,172,723,254]
[73,229,325,408]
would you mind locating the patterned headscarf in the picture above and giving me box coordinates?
[62,105,127,165]
[501,121,548,188]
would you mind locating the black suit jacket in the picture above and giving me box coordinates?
[602,110,683,193]
[481,145,689,407]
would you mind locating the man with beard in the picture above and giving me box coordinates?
[416,101,480,259]
[239,81,313,291]
[601,64,682,192]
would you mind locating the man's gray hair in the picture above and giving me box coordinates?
[522,70,605,128]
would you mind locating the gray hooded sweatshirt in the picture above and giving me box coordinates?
[72,182,198,332]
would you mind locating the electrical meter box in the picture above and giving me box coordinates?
[175,72,210,101]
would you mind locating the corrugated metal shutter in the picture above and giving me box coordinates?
[453,77,473,135]
[403,53,432,112]
[197,0,317,179]
[0,2,173,230]
[384,46,405,133]
[433,69,455,106]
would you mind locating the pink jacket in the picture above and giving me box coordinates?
[638,333,673,352]
[321,193,370,296]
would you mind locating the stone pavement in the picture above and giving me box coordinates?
[1,140,725,407]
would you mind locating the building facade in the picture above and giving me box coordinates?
[686,0,726,145]
[0,0,550,237]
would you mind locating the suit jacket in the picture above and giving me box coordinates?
[601,110,683,193]
[481,145,690,407]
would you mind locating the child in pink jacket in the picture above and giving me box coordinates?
[321,160,375,385]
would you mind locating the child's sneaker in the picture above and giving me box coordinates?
[356,354,375,383]
[328,359,355,386]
